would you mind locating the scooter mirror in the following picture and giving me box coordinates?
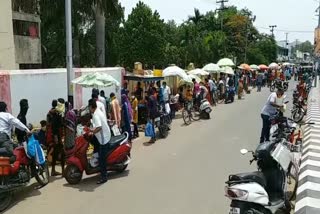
[240,149,248,155]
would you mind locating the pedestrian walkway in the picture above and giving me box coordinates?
[295,86,320,214]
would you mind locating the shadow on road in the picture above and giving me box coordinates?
[5,183,42,213]
[62,170,130,192]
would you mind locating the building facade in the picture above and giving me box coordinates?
[0,0,41,70]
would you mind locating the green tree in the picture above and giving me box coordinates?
[118,1,166,68]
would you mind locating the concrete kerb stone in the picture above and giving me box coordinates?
[295,85,320,214]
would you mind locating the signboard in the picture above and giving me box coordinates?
[314,27,320,57]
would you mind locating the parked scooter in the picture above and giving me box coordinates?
[225,141,292,214]
[64,131,131,185]
[0,135,49,211]
[225,86,235,104]
[199,99,212,119]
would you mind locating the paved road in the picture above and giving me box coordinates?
[5,85,294,214]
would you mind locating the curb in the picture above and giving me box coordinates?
[295,86,320,214]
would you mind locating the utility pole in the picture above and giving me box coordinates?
[269,25,277,37]
[216,0,228,30]
[65,0,74,105]
[285,32,289,61]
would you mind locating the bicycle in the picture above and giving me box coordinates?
[182,101,201,125]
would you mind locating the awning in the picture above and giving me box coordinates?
[124,75,164,82]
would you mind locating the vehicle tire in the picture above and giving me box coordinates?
[159,125,169,138]
[244,208,271,214]
[270,85,275,92]
[191,109,201,121]
[283,84,288,91]
[34,162,50,186]
[286,162,299,201]
[182,109,191,125]
[0,192,12,212]
[64,164,83,185]
[116,164,128,173]
[292,109,304,123]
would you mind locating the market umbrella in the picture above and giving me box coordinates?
[217,58,235,67]
[188,74,201,83]
[72,72,120,88]
[259,64,268,70]
[163,65,188,79]
[178,75,194,87]
[250,64,259,70]
[221,66,234,75]
[188,68,209,76]
[202,63,221,73]
[238,63,251,71]
[282,62,290,66]
[269,62,279,69]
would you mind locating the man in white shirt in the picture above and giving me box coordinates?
[88,99,111,184]
[0,102,30,156]
[92,93,106,116]
[260,88,284,143]
[162,82,171,103]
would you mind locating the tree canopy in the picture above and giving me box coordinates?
[39,1,279,69]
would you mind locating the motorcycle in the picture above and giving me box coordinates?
[225,86,235,104]
[199,99,212,119]
[0,136,49,211]
[270,80,288,92]
[155,106,171,138]
[225,141,292,214]
[64,131,131,185]
[291,98,306,123]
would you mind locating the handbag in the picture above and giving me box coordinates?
[111,125,121,136]
[145,121,155,137]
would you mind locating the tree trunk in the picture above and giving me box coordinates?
[95,4,105,67]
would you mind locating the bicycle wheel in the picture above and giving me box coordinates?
[182,109,191,125]
[191,109,201,121]
[286,162,299,201]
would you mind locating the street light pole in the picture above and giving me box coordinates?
[65,0,74,105]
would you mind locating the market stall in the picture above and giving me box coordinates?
[124,74,164,125]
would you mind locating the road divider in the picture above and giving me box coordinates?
[295,85,320,214]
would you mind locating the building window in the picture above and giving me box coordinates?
[19,64,41,69]
[13,20,39,38]
[12,0,39,15]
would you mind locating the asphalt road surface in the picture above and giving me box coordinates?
[5,83,295,214]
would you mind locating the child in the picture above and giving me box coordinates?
[34,120,47,146]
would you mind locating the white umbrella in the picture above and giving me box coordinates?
[269,62,279,69]
[188,68,209,76]
[72,72,120,88]
[188,74,201,83]
[163,66,188,79]
[221,66,234,75]
[282,62,290,66]
[203,63,221,73]
[217,58,235,67]
[250,64,259,70]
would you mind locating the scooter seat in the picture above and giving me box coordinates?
[228,171,266,187]
[109,133,128,147]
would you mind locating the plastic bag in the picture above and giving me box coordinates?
[145,121,155,137]
[165,103,171,114]
[27,134,45,165]
[89,153,99,168]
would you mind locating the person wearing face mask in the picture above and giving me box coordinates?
[130,93,139,138]
[260,88,285,143]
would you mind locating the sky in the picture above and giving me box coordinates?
[120,0,319,43]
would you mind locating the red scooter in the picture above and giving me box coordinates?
[64,130,131,185]
[0,138,49,211]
